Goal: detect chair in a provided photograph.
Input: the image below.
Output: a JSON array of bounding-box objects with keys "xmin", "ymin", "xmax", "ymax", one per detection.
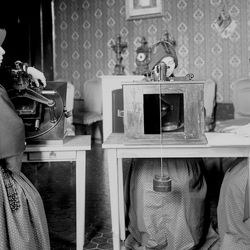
[
  {"xmin": 73, "ymin": 78, "xmax": 103, "ymax": 142},
  {"xmin": 215, "ymin": 78, "xmax": 250, "ymax": 132},
  {"xmin": 232, "ymin": 78, "xmax": 250, "ymax": 119}
]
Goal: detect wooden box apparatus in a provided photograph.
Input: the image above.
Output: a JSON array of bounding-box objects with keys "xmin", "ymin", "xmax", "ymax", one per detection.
[{"xmin": 123, "ymin": 81, "xmax": 207, "ymax": 145}]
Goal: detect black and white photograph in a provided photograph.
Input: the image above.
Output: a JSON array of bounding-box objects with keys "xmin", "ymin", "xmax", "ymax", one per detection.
[{"xmin": 0, "ymin": 0, "xmax": 250, "ymax": 250}]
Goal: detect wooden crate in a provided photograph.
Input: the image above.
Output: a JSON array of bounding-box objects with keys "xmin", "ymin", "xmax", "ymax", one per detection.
[{"xmin": 123, "ymin": 81, "xmax": 207, "ymax": 144}]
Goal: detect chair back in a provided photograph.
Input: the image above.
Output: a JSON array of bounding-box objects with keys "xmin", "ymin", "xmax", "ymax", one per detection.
[
  {"xmin": 232, "ymin": 78, "xmax": 250, "ymax": 118},
  {"xmin": 83, "ymin": 78, "xmax": 102, "ymax": 114}
]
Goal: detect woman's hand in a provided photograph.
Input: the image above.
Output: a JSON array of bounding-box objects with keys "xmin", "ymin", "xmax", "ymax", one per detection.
[{"xmin": 27, "ymin": 66, "xmax": 46, "ymax": 87}]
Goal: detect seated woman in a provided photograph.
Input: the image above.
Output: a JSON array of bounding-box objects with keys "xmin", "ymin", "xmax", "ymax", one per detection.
[
  {"xmin": 216, "ymin": 124, "xmax": 250, "ymax": 249},
  {"xmin": 0, "ymin": 27, "xmax": 50, "ymax": 249},
  {"xmin": 125, "ymin": 158, "xmax": 210, "ymax": 250},
  {"xmin": 217, "ymin": 158, "xmax": 250, "ymax": 249}
]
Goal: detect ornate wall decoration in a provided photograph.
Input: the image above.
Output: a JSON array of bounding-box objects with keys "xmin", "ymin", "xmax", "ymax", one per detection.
[{"xmin": 54, "ymin": 0, "xmax": 250, "ymax": 103}]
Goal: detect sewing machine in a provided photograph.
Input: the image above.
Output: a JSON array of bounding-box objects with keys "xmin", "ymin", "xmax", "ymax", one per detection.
[{"xmin": 7, "ymin": 63, "xmax": 70, "ymax": 144}]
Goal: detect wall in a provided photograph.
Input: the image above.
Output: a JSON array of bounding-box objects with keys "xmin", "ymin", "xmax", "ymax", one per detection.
[{"xmin": 54, "ymin": 0, "xmax": 250, "ymax": 103}]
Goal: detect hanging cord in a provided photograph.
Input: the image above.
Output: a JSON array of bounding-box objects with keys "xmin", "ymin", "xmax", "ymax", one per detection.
[
  {"xmin": 159, "ymin": 83, "xmax": 164, "ymax": 177},
  {"xmin": 152, "ymin": 82, "xmax": 172, "ymax": 192},
  {"xmin": 221, "ymin": 0, "xmax": 229, "ymax": 19}
]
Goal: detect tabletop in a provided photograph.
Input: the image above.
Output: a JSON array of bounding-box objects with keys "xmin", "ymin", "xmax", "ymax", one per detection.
[{"xmin": 25, "ymin": 135, "xmax": 91, "ymax": 152}]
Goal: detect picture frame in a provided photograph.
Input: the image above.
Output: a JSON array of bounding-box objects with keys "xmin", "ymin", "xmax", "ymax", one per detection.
[{"xmin": 125, "ymin": 0, "xmax": 163, "ymax": 20}]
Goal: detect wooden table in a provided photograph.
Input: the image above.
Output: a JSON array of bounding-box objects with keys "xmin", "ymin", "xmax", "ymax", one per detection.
[
  {"xmin": 23, "ymin": 135, "xmax": 91, "ymax": 250},
  {"xmin": 102, "ymin": 132, "xmax": 250, "ymax": 250}
]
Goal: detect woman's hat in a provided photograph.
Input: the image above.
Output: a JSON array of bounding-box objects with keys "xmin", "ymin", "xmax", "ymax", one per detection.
[{"xmin": 0, "ymin": 29, "xmax": 6, "ymax": 46}]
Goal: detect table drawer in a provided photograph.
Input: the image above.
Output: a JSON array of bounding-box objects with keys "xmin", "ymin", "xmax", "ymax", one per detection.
[{"xmin": 26, "ymin": 151, "xmax": 76, "ymax": 161}]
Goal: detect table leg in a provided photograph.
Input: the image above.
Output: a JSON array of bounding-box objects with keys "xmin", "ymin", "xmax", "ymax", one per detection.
[
  {"xmin": 117, "ymin": 158, "xmax": 126, "ymax": 241},
  {"xmin": 118, "ymin": 158, "xmax": 126, "ymax": 241},
  {"xmin": 106, "ymin": 149, "xmax": 120, "ymax": 249},
  {"xmin": 76, "ymin": 150, "xmax": 86, "ymax": 250},
  {"xmin": 248, "ymin": 157, "xmax": 250, "ymax": 218}
]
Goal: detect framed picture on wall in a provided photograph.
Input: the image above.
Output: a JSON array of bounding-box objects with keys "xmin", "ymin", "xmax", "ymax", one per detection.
[{"xmin": 125, "ymin": 0, "xmax": 163, "ymax": 20}]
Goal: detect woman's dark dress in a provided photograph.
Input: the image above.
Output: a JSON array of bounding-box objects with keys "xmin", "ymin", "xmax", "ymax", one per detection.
[{"xmin": 0, "ymin": 83, "xmax": 50, "ymax": 249}]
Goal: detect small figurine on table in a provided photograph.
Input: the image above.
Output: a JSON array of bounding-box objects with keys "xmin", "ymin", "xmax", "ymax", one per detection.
[{"xmin": 110, "ymin": 35, "xmax": 127, "ymax": 75}]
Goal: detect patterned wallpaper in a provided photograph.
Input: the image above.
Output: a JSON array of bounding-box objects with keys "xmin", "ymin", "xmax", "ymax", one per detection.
[{"xmin": 53, "ymin": 0, "xmax": 250, "ymax": 103}]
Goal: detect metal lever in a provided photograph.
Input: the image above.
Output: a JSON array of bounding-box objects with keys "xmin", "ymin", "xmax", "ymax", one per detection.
[{"xmin": 18, "ymin": 88, "xmax": 57, "ymax": 123}]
